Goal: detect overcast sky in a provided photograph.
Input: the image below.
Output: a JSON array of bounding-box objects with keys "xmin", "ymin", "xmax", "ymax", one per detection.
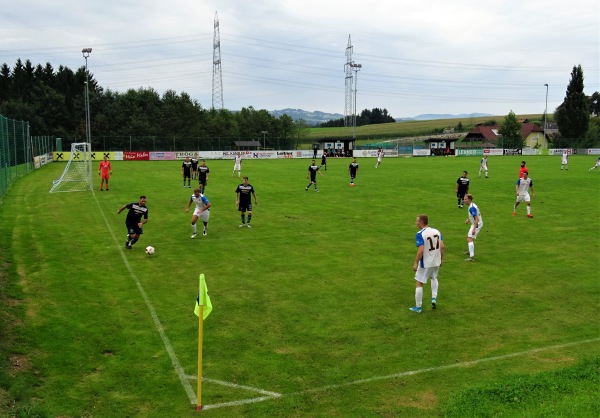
[{"xmin": 1, "ymin": 0, "xmax": 598, "ymax": 118}]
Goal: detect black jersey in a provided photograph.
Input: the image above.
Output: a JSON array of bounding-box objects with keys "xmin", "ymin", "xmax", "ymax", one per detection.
[
  {"xmin": 236, "ymin": 183, "xmax": 255, "ymax": 205},
  {"xmin": 198, "ymin": 165, "xmax": 210, "ymax": 181},
  {"xmin": 124, "ymin": 202, "xmax": 148, "ymax": 226},
  {"xmin": 182, "ymin": 160, "xmax": 192, "ymax": 175},
  {"xmin": 456, "ymin": 176, "xmax": 470, "ymax": 194},
  {"xmin": 349, "ymin": 162, "xmax": 359, "ymax": 176},
  {"xmin": 308, "ymin": 164, "xmax": 320, "ymax": 180}
]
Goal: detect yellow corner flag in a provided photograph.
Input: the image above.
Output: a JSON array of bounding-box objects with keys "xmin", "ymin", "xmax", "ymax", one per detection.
[
  {"xmin": 194, "ymin": 274, "xmax": 212, "ymax": 319},
  {"xmin": 194, "ymin": 273, "xmax": 212, "ymax": 410}
]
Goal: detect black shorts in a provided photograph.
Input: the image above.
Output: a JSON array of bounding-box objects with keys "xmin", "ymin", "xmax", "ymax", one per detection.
[
  {"xmin": 126, "ymin": 223, "xmax": 143, "ymax": 236},
  {"xmin": 238, "ymin": 202, "xmax": 252, "ymax": 212},
  {"xmin": 199, "ymin": 179, "xmax": 207, "ymax": 186}
]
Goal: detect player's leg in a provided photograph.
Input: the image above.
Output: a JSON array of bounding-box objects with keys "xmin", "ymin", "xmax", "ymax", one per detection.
[
  {"xmin": 410, "ymin": 271, "xmax": 425, "ymax": 312},
  {"xmin": 191, "ymin": 214, "xmax": 199, "ymax": 238},
  {"xmin": 239, "ymin": 208, "xmax": 246, "ymax": 227},
  {"xmin": 526, "ymin": 199, "xmax": 532, "ymax": 217},
  {"xmin": 430, "ymin": 268, "xmax": 439, "ymax": 309}
]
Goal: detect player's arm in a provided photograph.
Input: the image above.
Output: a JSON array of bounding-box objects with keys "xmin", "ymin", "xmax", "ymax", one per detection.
[
  {"xmin": 413, "ymin": 245, "xmax": 424, "ymax": 271},
  {"xmin": 117, "ymin": 204, "xmax": 127, "ymax": 214},
  {"xmin": 200, "ymin": 197, "xmax": 211, "ymax": 212},
  {"xmin": 108, "ymin": 162, "xmax": 112, "ymax": 174},
  {"xmin": 139, "ymin": 213, "xmax": 148, "ymax": 226},
  {"xmin": 186, "ymin": 197, "xmax": 193, "ymax": 212},
  {"xmin": 235, "ymin": 191, "xmax": 240, "ymax": 206},
  {"xmin": 439, "ymin": 239, "xmax": 445, "ymax": 266},
  {"xmin": 530, "ymin": 184, "xmax": 534, "ymax": 197},
  {"xmin": 252, "ymin": 191, "xmax": 258, "ymax": 204}
]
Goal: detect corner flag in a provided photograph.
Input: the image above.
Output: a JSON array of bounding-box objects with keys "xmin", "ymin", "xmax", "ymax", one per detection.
[
  {"xmin": 194, "ymin": 274, "xmax": 212, "ymax": 319},
  {"xmin": 194, "ymin": 273, "xmax": 212, "ymax": 410}
]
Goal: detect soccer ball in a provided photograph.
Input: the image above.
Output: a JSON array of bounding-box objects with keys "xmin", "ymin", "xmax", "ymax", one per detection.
[{"xmin": 145, "ymin": 246, "xmax": 155, "ymax": 255}]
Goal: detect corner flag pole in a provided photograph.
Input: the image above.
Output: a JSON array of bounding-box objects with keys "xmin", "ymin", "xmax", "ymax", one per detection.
[
  {"xmin": 196, "ymin": 302, "xmax": 204, "ymax": 411},
  {"xmin": 194, "ymin": 273, "xmax": 212, "ymax": 411}
]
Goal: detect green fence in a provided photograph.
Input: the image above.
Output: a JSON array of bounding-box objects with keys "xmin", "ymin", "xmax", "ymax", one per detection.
[{"xmin": 0, "ymin": 115, "xmax": 32, "ymax": 202}]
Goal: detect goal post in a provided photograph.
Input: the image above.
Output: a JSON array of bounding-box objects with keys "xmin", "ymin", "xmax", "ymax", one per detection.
[{"xmin": 49, "ymin": 142, "xmax": 93, "ymax": 193}]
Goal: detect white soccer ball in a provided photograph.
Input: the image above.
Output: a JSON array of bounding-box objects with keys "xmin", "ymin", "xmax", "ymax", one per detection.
[{"xmin": 145, "ymin": 246, "xmax": 155, "ymax": 255}]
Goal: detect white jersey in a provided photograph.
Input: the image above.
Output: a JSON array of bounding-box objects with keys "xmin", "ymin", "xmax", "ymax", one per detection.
[
  {"xmin": 416, "ymin": 227, "xmax": 443, "ymax": 268},
  {"xmin": 561, "ymin": 152, "xmax": 569, "ymax": 164},
  {"xmin": 467, "ymin": 203, "xmax": 483, "ymax": 227},
  {"xmin": 480, "ymin": 157, "xmax": 488, "ymax": 170},
  {"xmin": 516, "ymin": 177, "xmax": 533, "ymax": 195},
  {"xmin": 234, "ymin": 155, "xmax": 242, "ymax": 168},
  {"xmin": 377, "ymin": 149, "xmax": 384, "ymax": 161},
  {"xmin": 191, "ymin": 193, "xmax": 210, "ymax": 211}
]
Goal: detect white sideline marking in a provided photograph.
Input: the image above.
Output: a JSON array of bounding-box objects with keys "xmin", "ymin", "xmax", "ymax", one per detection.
[
  {"xmin": 201, "ymin": 337, "xmax": 600, "ymax": 410},
  {"xmin": 93, "ymin": 193, "xmax": 197, "ymax": 405},
  {"xmin": 184, "ymin": 376, "xmax": 282, "ymax": 397}
]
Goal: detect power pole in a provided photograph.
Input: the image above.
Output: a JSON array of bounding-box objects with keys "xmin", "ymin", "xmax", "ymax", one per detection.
[
  {"xmin": 344, "ymin": 35, "xmax": 354, "ymax": 127},
  {"xmin": 212, "ymin": 11, "xmax": 224, "ymax": 110}
]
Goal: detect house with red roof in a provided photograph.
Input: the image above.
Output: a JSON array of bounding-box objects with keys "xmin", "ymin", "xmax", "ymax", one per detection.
[{"xmin": 461, "ymin": 123, "xmax": 548, "ymax": 148}]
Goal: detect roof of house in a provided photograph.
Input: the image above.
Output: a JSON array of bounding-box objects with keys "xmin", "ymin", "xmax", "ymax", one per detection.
[
  {"xmin": 464, "ymin": 125, "xmax": 500, "ymax": 143},
  {"xmin": 520, "ymin": 123, "xmax": 543, "ymax": 137}
]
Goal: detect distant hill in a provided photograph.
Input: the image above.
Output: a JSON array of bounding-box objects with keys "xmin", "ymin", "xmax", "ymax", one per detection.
[
  {"xmin": 397, "ymin": 113, "xmax": 494, "ymax": 121},
  {"xmin": 269, "ymin": 109, "xmax": 495, "ymax": 125},
  {"xmin": 269, "ymin": 109, "xmax": 343, "ymax": 125}
]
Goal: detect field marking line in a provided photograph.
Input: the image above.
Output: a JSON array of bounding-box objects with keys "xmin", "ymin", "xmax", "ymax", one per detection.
[
  {"xmin": 93, "ymin": 193, "xmax": 198, "ymax": 405},
  {"xmin": 202, "ymin": 336, "xmax": 600, "ymax": 410},
  {"xmin": 184, "ymin": 375, "xmax": 282, "ymax": 397}
]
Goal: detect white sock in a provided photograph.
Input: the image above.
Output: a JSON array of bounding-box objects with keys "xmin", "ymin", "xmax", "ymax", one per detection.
[
  {"xmin": 527, "ymin": 206, "xmax": 531, "ymax": 215},
  {"xmin": 431, "ymin": 279, "xmax": 438, "ymax": 299},
  {"xmin": 192, "ymin": 224, "xmax": 197, "ymax": 234},
  {"xmin": 415, "ymin": 287, "xmax": 423, "ymax": 307},
  {"xmin": 468, "ymin": 241, "xmax": 475, "ymax": 257}
]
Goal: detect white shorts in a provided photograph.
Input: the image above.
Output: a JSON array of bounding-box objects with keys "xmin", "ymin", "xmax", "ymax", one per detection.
[
  {"xmin": 467, "ymin": 224, "xmax": 482, "ymax": 239},
  {"xmin": 414, "ymin": 266, "xmax": 439, "ymax": 284},
  {"xmin": 516, "ymin": 193, "xmax": 530, "ymax": 203},
  {"xmin": 193, "ymin": 208, "xmax": 210, "ymax": 222},
  {"xmin": 480, "ymin": 164, "xmax": 488, "ymax": 171},
  {"xmin": 377, "ymin": 156, "xmax": 383, "ymax": 162},
  {"xmin": 233, "ymin": 164, "xmax": 241, "ymax": 171}
]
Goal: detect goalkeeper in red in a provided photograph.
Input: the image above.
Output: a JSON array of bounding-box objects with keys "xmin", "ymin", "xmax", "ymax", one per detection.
[
  {"xmin": 410, "ymin": 214, "xmax": 444, "ymax": 313},
  {"xmin": 98, "ymin": 156, "xmax": 112, "ymax": 191}
]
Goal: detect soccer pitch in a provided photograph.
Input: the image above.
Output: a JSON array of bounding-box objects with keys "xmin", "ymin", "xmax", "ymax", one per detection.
[{"xmin": 1, "ymin": 155, "xmax": 599, "ymax": 417}]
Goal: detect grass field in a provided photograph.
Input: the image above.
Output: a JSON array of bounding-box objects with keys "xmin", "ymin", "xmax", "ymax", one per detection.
[{"xmin": 1, "ymin": 154, "xmax": 599, "ymax": 417}]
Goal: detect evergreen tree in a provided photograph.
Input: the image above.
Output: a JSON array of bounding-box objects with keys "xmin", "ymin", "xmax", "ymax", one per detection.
[
  {"xmin": 555, "ymin": 65, "xmax": 589, "ymax": 145},
  {"xmin": 498, "ymin": 110, "xmax": 523, "ymax": 148}
]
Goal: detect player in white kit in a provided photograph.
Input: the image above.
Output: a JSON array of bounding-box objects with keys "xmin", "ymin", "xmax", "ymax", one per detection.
[{"xmin": 410, "ymin": 214, "xmax": 444, "ymax": 313}]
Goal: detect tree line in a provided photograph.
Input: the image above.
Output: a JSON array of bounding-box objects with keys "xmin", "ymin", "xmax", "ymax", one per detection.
[
  {"xmin": 0, "ymin": 59, "xmax": 311, "ymax": 150},
  {"xmin": 318, "ymin": 107, "xmax": 395, "ymax": 127}
]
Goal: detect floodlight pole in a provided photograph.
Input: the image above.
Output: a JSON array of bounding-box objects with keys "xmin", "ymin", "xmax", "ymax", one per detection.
[
  {"xmin": 543, "ymin": 83, "xmax": 548, "ymax": 146},
  {"xmin": 350, "ymin": 63, "xmax": 362, "ymax": 141},
  {"xmin": 261, "ymin": 131, "xmax": 268, "ymax": 150},
  {"xmin": 82, "ymin": 48, "xmax": 92, "ymax": 144}
]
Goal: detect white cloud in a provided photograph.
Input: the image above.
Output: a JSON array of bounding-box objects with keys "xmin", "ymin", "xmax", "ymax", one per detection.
[{"xmin": 0, "ymin": 0, "xmax": 598, "ymax": 117}]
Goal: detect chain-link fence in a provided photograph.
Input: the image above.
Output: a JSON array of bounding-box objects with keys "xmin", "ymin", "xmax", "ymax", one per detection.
[
  {"xmin": 0, "ymin": 115, "xmax": 32, "ymax": 201},
  {"xmin": 55, "ymin": 135, "xmax": 295, "ymax": 152}
]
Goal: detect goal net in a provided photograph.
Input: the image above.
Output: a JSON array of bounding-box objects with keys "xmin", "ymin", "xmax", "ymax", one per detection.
[{"xmin": 49, "ymin": 142, "xmax": 93, "ymax": 193}]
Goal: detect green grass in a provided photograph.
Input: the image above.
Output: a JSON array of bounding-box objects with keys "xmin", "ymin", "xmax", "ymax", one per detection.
[{"xmin": 1, "ymin": 154, "xmax": 599, "ymax": 417}]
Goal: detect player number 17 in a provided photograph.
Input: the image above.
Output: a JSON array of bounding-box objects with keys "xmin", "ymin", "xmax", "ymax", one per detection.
[{"xmin": 426, "ymin": 235, "xmax": 440, "ymax": 251}]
